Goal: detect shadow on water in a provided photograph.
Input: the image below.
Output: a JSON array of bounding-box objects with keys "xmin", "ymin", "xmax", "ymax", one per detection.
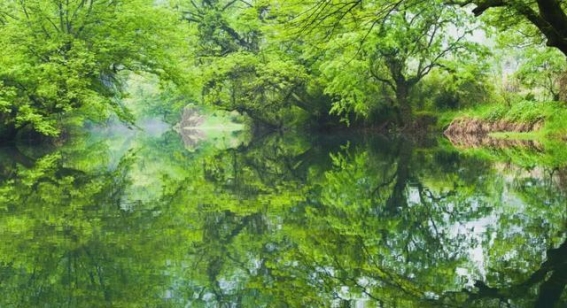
[{"xmin": 0, "ymin": 128, "xmax": 565, "ymax": 307}]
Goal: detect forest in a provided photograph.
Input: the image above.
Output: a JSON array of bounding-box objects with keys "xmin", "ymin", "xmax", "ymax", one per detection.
[
  {"xmin": 0, "ymin": 0, "xmax": 566, "ymax": 140},
  {"xmin": 2, "ymin": 1, "xmax": 567, "ymax": 307}
]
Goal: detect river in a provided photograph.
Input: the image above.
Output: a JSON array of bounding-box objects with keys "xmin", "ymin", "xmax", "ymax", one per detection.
[{"xmin": 0, "ymin": 125, "xmax": 565, "ymax": 307}]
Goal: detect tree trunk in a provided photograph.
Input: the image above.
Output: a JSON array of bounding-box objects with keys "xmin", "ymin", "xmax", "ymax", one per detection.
[
  {"xmin": 396, "ymin": 82, "xmax": 413, "ymax": 128},
  {"xmin": 0, "ymin": 122, "xmax": 18, "ymax": 143},
  {"xmin": 470, "ymin": 0, "xmax": 567, "ymax": 58},
  {"xmin": 559, "ymin": 71, "xmax": 567, "ymax": 102}
]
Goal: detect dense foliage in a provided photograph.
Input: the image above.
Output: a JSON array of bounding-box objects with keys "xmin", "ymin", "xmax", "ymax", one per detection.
[
  {"xmin": 0, "ymin": 0, "xmax": 565, "ymax": 136},
  {"xmin": 0, "ymin": 0, "xmax": 185, "ymax": 138},
  {"xmin": 1, "ymin": 1, "xmax": 567, "ymax": 306}
]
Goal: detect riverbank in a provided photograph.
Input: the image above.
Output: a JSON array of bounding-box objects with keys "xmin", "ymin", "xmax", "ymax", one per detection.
[
  {"xmin": 443, "ymin": 101, "xmax": 567, "ymax": 140},
  {"xmin": 439, "ymin": 100, "xmax": 567, "ymax": 168}
]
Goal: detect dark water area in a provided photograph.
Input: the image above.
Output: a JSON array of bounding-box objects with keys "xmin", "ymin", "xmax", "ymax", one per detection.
[{"xmin": 0, "ymin": 127, "xmax": 566, "ymax": 307}]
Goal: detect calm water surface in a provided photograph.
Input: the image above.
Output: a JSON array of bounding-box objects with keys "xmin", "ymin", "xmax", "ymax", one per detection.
[{"xmin": 0, "ymin": 127, "xmax": 565, "ymax": 307}]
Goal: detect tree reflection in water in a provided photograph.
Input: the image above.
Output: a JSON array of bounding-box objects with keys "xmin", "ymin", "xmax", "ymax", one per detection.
[{"xmin": 0, "ymin": 130, "xmax": 565, "ymax": 307}]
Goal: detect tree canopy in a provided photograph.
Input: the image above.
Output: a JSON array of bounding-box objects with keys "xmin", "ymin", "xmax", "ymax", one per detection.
[
  {"xmin": 0, "ymin": 0, "xmax": 564, "ymax": 137},
  {"xmin": 451, "ymin": 0, "xmax": 567, "ymax": 57},
  {"xmin": 0, "ymin": 0, "xmax": 185, "ymax": 138}
]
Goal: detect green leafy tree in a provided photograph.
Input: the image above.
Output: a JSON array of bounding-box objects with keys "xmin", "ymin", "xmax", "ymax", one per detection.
[
  {"xmin": 278, "ymin": 0, "xmax": 484, "ymax": 127},
  {"xmin": 514, "ymin": 47, "xmax": 567, "ymax": 101},
  {"xmin": 0, "ymin": 0, "xmax": 184, "ymax": 138},
  {"xmin": 179, "ymin": 0, "xmax": 336, "ymax": 130},
  {"xmin": 450, "ymin": 0, "xmax": 567, "ymax": 58},
  {"xmin": 178, "ymin": 0, "xmax": 262, "ymax": 56},
  {"xmin": 201, "ymin": 52, "xmax": 313, "ymax": 129}
]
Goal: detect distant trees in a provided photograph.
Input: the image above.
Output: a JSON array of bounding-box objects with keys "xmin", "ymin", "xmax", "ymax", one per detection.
[
  {"xmin": 514, "ymin": 47, "xmax": 567, "ymax": 101},
  {"xmin": 450, "ymin": 0, "xmax": 567, "ymax": 102}
]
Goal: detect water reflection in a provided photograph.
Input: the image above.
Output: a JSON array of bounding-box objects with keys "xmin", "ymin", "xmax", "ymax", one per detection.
[{"xmin": 0, "ymin": 129, "xmax": 565, "ymax": 307}]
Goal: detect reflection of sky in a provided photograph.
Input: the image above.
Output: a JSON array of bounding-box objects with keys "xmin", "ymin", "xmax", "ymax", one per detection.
[
  {"xmin": 86, "ymin": 118, "xmax": 170, "ymax": 168},
  {"xmin": 444, "ymin": 166, "xmax": 555, "ymax": 290},
  {"xmin": 84, "ymin": 117, "xmax": 248, "ymax": 211},
  {"xmin": 453, "ymin": 215, "xmax": 496, "ymax": 287},
  {"xmin": 407, "ymin": 186, "xmax": 497, "ymax": 286},
  {"xmin": 448, "ymin": 187, "xmax": 535, "ymax": 289},
  {"xmin": 408, "ymin": 164, "xmax": 560, "ymax": 291}
]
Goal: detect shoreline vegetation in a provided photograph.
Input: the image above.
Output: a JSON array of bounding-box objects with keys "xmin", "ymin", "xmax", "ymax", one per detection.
[
  {"xmin": 440, "ymin": 100, "xmax": 567, "ymax": 170},
  {"xmin": 1, "ymin": 1, "xmax": 567, "ymax": 151},
  {"xmin": 444, "ymin": 100, "xmax": 567, "ymax": 145}
]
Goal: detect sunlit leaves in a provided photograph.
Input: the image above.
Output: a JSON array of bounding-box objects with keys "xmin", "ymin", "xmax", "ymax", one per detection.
[
  {"xmin": 0, "ymin": 0, "xmax": 185, "ymax": 137},
  {"xmin": 281, "ymin": 0, "xmax": 485, "ymax": 125},
  {"xmin": 514, "ymin": 47, "xmax": 567, "ymax": 101}
]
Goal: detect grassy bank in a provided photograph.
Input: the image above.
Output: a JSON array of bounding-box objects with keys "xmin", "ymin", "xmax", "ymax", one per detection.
[
  {"xmin": 445, "ymin": 100, "xmax": 567, "ymax": 139},
  {"xmin": 440, "ymin": 100, "xmax": 567, "ymax": 168}
]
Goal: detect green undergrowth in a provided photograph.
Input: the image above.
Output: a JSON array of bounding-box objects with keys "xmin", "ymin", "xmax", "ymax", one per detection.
[
  {"xmin": 435, "ymin": 110, "xmax": 459, "ymax": 131},
  {"xmin": 488, "ymin": 131, "xmax": 540, "ymax": 140},
  {"xmin": 453, "ymin": 100, "xmax": 567, "ymax": 138},
  {"xmin": 443, "ymin": 100, "xmax": 567, "ymax": 168}
]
